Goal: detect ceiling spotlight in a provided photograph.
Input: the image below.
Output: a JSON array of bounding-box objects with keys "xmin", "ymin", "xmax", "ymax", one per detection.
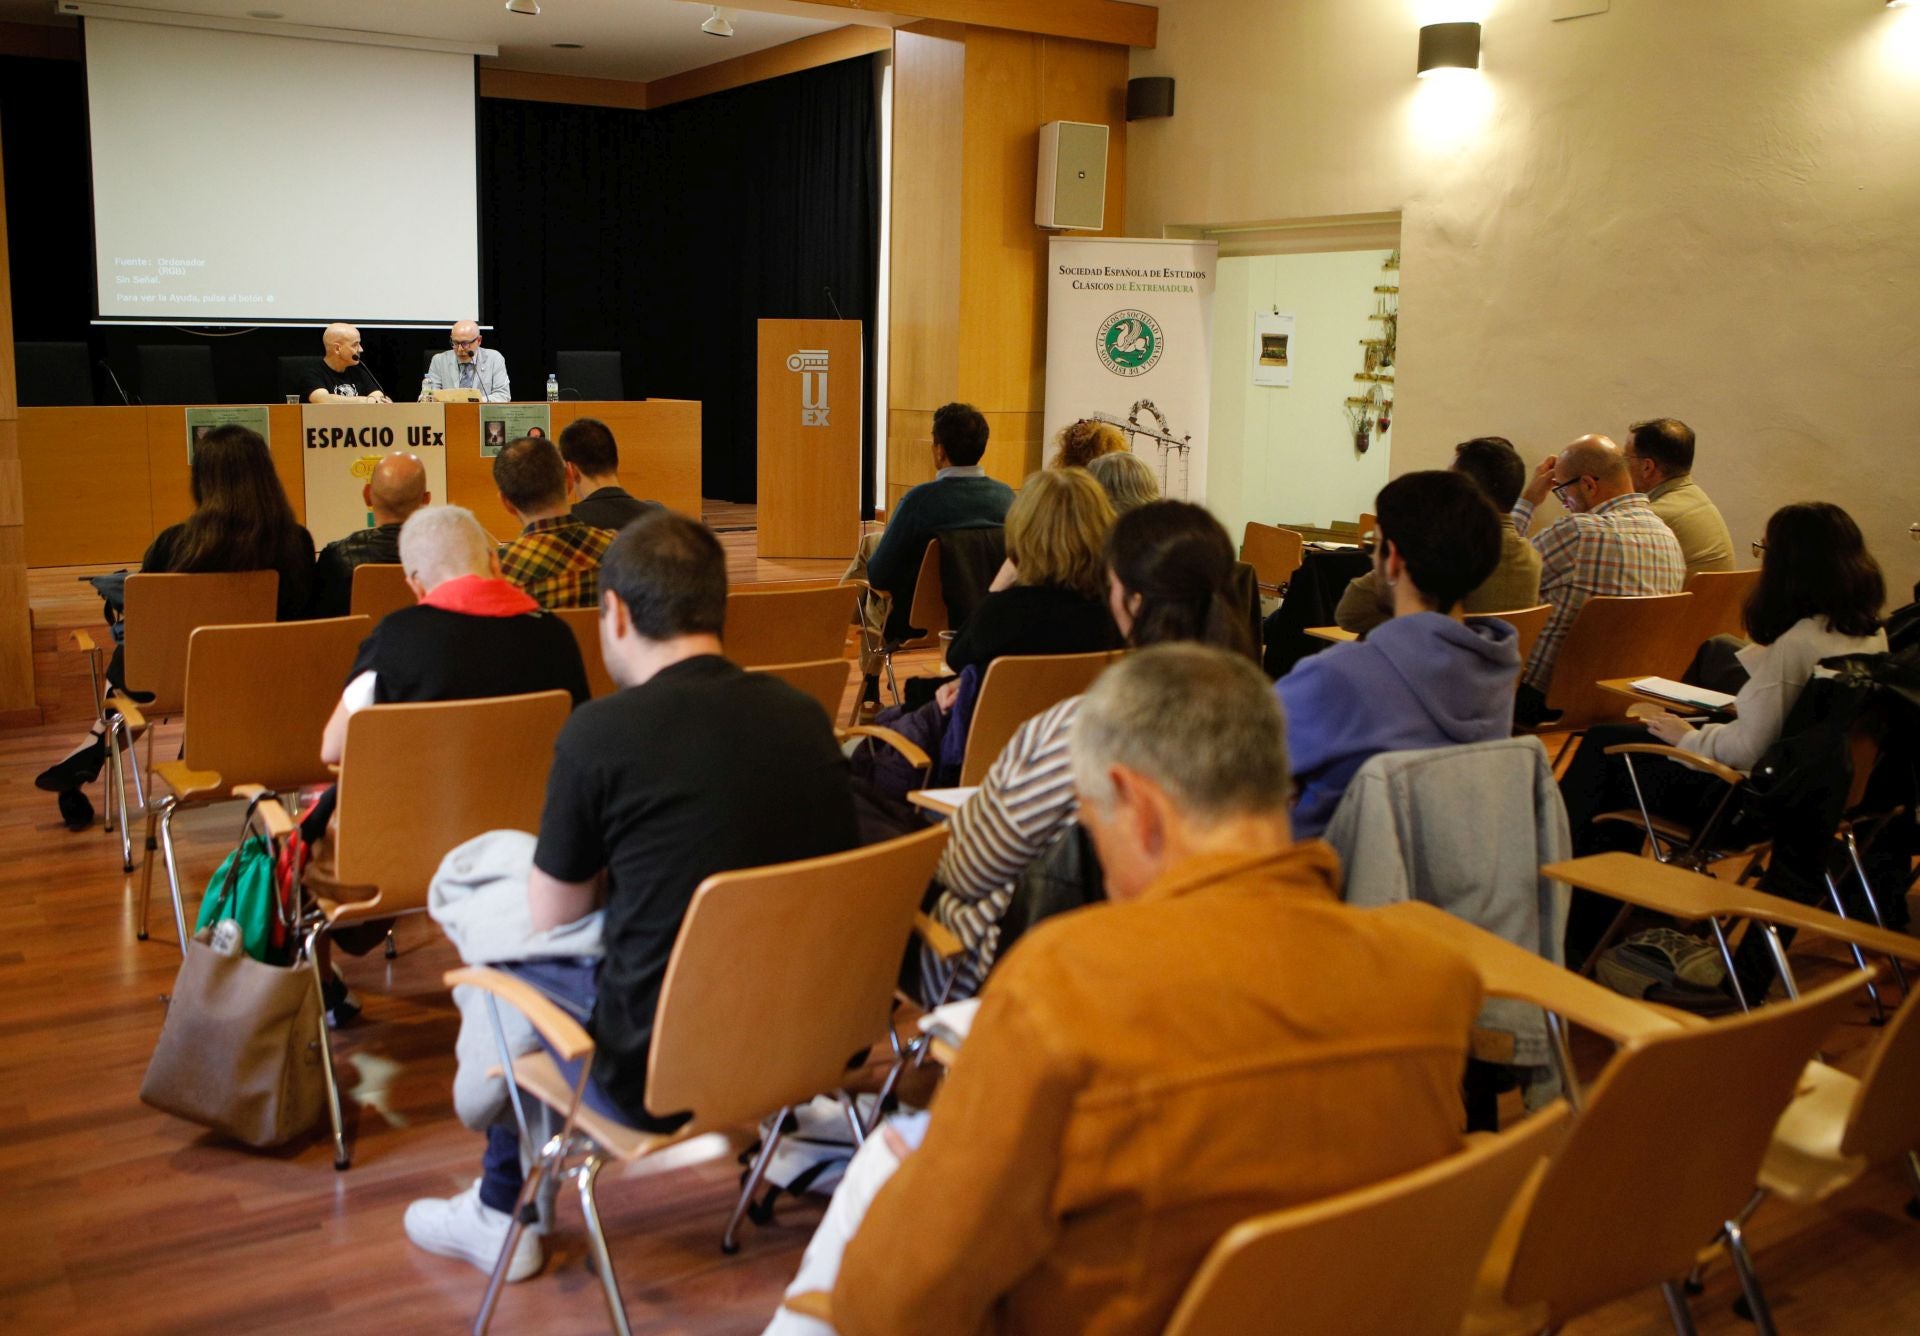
[
  {"xmin": 505, "ymin": 0, "xmax": 540, "ymax": 14},
  {"xmin": 701, "ymin": 7, "xmax": 735, "ymax": 37}
]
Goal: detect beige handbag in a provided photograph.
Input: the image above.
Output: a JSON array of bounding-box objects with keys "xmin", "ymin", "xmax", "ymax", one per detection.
[{"xmin": 139, "ymin": 928, "xmax": 325, "ymax": 1147}]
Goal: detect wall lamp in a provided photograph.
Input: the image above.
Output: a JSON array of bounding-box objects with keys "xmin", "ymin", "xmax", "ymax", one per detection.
[{"xmin": 1417, "ymin": 22, "xmax": 1482, "ymax": 77}]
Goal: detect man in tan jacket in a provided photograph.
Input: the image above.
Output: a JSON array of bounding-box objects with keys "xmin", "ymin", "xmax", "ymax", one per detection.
[
  {"xmin": 1624, "ymin": 417, "xmax": 1735, "ymax": 577},
  {"xmin": 766, "ymin": 644, "xmax": 1483, "ymax": 1336}
]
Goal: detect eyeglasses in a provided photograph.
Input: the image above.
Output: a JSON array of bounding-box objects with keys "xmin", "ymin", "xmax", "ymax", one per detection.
[
  {"xmin": 1549, "ymin": 476, "xmax": 1587, "ymax": 506},
  {"xmin": 1751, "ymin": 539, "xmax": 1767, "ymax": 558},
  {"xmin": 451, "ymin": 337, "xmax": 480, "ymax": 349}
]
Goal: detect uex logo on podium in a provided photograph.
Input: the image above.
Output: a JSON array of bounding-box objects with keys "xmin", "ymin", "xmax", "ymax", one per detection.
[{"xmin": 786, "ymin": 349, "xmax": 830, "ymax": 427}]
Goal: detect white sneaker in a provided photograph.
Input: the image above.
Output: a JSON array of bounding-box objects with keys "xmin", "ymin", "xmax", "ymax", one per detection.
[{"xmin": 404, "ymin": 1179, "xmax": 543, "ymax": 1282}]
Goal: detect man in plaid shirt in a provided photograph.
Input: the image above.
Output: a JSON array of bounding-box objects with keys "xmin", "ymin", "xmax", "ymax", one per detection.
[
  {"xmin": 1511, "ymin": 435, "xmax": 1684, "ymax": 707},
  {"xmin": 494, "ymin": 436, "xmax": 616, "ymax": 609}
]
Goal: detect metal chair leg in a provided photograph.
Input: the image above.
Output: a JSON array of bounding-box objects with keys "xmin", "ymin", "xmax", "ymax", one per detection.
[
  {"xmin": 383, "ymin": 928, "xmax": 397, "ymax": 960},
  {"xmin": 107, "ymin": 717, "xmax": 134, "ymax": 871},
  {"xmin": 157, "ymin": 799, "xmax": 189, "ymax": 958},
  {"xmin": 136, "ymin": 792, "xmax": 163, "ymax": 940},
  {"xmin": 1760, "ymin": 925, "xmax": 1800, "ymax": 1000},
  {"xmin": 475, "ymin": 1133, "xmax": 559, "ymax": 1336},
  {"xmin": 1709, "ymin": 918, "xmax": 1751, "ymax": 1013},
  {"xmin": 577, "ymin": 1153, "xmax": 633, "ymax": 1336},
  {"xmin": 1544, "ymin": 1011, "xmax": 1582, "ymax": 1111},
  {"xmin": 304, "ymin": 924, "xmax": 350, "ymax": 1170},
  {"xmin": 1823, "ymin": 874, "xmax": 1886, "ymax": 1023},
  {"xmin": 722, "ymin": 1105, "xmax": 791, "ymax": 1254},
  {"xmin": 1661, "ymin": 1279, "xmax": 1701, "ymax": 1336},
  {"xmin": 1844, "ymin": 832, "xmax": 1910, "ymax": 994},
  {"xmin": 1725, "ymin": 1218, "xmax": 1778, "ymax": 1336}
]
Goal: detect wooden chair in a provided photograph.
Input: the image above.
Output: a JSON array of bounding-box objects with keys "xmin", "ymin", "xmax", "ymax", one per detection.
[
  {"xmin": 867, "ymin": 530, "xmax": 1006, "ymax": 703},
  {"xmin": 1474, "ymin": 603, "xmax": 1552, "ymax": 670},
  {"xmin": 76, "ymin": 570, "xmax": 280, "ymax": 871},
  {"xmin": 554, "ymin": 607, "xmax": 617, "ymax": 700},
  {"xmin": 958, "ymin": 650, "xmax": 1121, "ymax": 786},
  {"xmin": 1682, "ymin": 568, "xmax": 1760, "ymax": 644},
  {"xmin": 348, "ymin": 562, "xmax": 414, "ymax": 624},
  {"xmin": 1460, "ymin": 971, "xmax": 1864, "ymax": 1336},
  {"xmin": 450, "ymin": 824, "xmax": 949, "ymax": 1335},
  {"xmin": 1240, "ymin": 522, "xmax": 1305, "ymax": 597},
  {"xmin": 750, "ymin": 658, "xmax": 852, "ymax": 722},
  {"xmin": 138, "ymin": 616, "xmax": 369, "ymax": 955},
  {"xmin": 1164, "ymin": 1104, "xmax": 1572, "ymax": 1336},
  {"xmin": 1532, "ymin": 592, "xmax": 1696, "ymax": 734},
  {"xmin": 297, "ymin": 690, "xmax": 573, "ymax": 1168},
  {"xmin": 1358, "ymin": 510, "xmax": 1377, "ymax": 540},
  {"xmin": 723, "ymin": 584, "xmax": 857, "ymax": 668}
]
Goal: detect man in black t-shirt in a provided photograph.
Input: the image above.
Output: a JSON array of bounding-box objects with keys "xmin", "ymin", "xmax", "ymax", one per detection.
[
  {"xmin": 403, "ymin": 510, "xmax": 859, "ymax": 1283},
  {"xmin": 307, "ymin": 453, "xmax": 431, "ymax": 617},
  {"xmin": 301, "ymin": 322, "xmax": 391, "ymax": 402}
]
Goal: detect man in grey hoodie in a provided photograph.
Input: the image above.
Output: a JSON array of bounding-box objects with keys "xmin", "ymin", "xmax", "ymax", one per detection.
[{"xmin": 1276, "ymin": 471, "xmax": 1522, "ymax": 838}]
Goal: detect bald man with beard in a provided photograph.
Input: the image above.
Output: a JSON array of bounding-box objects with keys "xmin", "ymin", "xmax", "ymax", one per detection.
[
  {"xmin": 424, "ymin": 319, "xmax": 511, "ymax": 402},
  {"xmin": 1511, "ymin": 433, "xmax": 1684, "ymax": 720},
  {"xmin": 301, "ymin": 322, "xmax": 391, "ymax": 403},
  {"xmin": 308, "ymin": 453, "xmax": 432, "ymax": 616}
]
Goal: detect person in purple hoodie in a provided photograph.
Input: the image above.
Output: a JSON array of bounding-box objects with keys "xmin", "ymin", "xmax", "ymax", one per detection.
[{"xmin": 1276, "ymin": 471, "xmax": 1522, "ymax": 838}]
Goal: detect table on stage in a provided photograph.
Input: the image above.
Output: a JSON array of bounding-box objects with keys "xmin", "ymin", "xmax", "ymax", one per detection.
[{"xmin": 16, "ymin": 399, "xmax": 702, "ymax": 566}]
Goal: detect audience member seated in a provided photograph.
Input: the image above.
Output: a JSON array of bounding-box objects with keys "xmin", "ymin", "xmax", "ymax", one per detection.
[
  {"xmin": 1048, "ymin": 416, "xmax": 1126, "ymax": 470},
  {"xmin": 1624, "ymin": 416, "xmax": 1734, "ymax": 577},
  {"xmin": 946, "ymin": 468, "xmax": 1121, "ymax": 674},
  {"xmin": 35, "ymin": 425, "xmax": 316, "ymax": 828},
  {"xmin": 1335, "ymin": 436, "xmax": 1542, "ymax": 636},
  {"xmin": 404, "ymin": 512, "xmax": 860, "ymax": 1282},
  {"xmin": 765, "ymin": 645, "xmax": 1482, "ymax": 1336},
  {"xmin": 495, "ymin": 435, "xmax": 616, "ymax": 609},
  {"xmin": 849, "ymin": 403, "xmax": 1013, "ymax": 695},
  {"xmin": 1085, "ymin": 448, "xmax": 1160, "ymax": 514},
  {"xmin": 1557, "ymin": 501, "xmax": 1886, "ymax": 964},
  {"xmin": 1276, "ymin": 471, "xmax": 1521, "ymax": 840},
  {"xmin": 308, "ymin": 453, "xmax": 431, "ymax": 617},
  {"xmin": 923, "ymin": 501, "xmax": 1256, "ymax": 1002},
  {"xmin": 1511, "ymin": 434, "xmax": 1685, "ymax": 721},
  {"xmin": 560, "ymin": 416, "xmax": 662, "ymax": 532}
]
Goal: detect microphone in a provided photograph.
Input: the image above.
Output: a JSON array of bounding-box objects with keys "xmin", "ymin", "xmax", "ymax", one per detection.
[
  {"xmin": 98, "ymin": 359, "xmax": 136, "ymax": 405},
  {"xmin": 823, "ymin": 285, "xmax": 844, "ymax": 320},
  {"xmin": 357, "ymin": 356, "xmax": 388, "ymax": 400}
]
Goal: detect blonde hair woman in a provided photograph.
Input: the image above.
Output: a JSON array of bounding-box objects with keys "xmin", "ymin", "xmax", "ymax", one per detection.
[
  {"xmin": 1050, "ymin": 417, "xmax": 1126, "ymax": 470},
  {"xmin": 1086, "ymin": 449, "xmax": 1159, "ymax": 514},
  {"xmin": 946, "ymin": 467, "xmax": 1123, "ymax": 674}
]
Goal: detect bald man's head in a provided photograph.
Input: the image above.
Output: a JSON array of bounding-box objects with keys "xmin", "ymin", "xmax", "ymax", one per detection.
[
  {"xmin": 364, "ymin": 453, "xmax": 430, "ymax": 526},
  {"xmin": 451, "ymin": 320, "xmax": 481, "ymax": 363},
  {"xmin": 1551, "ymin": 434, "xmax": 1632, "ymax": 513},
  {"xmin": 322, "ymin": 323, "xmax": 363, "ymax": 370}
]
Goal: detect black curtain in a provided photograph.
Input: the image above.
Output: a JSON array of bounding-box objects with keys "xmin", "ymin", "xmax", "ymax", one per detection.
[{"xmin": 4, "ymin": 51, "xmax": 880, "ymax": 506}]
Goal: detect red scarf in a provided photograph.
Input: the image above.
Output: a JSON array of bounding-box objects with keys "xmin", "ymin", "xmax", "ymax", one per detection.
[{"xmin": 419, "ymin": 574, "xmax": 542, "ymax": 618}]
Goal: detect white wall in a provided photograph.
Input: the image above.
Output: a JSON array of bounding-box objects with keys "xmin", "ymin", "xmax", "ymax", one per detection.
[
  {"xmin": 1211, "ymin": 250, "xmax": 1397, "ymax": 545},
  {"xmin": 1131, "ymin": 0, "xmax": 1920, "ymax": 596}
]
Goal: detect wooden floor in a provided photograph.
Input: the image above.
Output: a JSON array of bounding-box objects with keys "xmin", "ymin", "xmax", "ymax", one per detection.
[{"xmin": 4, "ymin": 519, "xmax": 1920, "ymax": 1331}]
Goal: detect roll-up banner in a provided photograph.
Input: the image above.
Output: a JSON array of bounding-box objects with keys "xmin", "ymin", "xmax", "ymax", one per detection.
[
  {"xmin": 1044, "ymin": 237, "xmax": 1218, "ymax": 503},
  {"xmin": 301, "ymin": 403, "xmax": 449, "ymax": 546}
]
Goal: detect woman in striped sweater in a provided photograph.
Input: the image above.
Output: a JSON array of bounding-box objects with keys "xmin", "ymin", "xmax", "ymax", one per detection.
[{"xmin": 920, "ymin": 501, "xmax": 1258, "ymax": 1001}]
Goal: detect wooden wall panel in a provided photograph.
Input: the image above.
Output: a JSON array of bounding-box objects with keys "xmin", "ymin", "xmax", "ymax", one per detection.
[
  {"xmin": 19, "ymin": 409, "xmax": 154, "ymax": 566},
  {"xmin": 889, "ymin": 28, "xmax": 966, "ymax": 415},
  {"xmin": 0, "ymin": 115, "xmax": 34, "ymax": 714}
]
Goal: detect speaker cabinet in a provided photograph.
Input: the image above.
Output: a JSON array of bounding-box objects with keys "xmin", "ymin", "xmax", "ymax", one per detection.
[{"xmin": 1035, "ymin": 120, "xmax": 1109, "ymax": 231}]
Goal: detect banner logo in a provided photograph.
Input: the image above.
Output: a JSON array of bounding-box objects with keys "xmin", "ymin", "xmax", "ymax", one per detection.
[
  {"xmin": 1096, "ymin": 309, "xmax": 1163, "ymax": 377},
  {"xmin": 787, "ymin": 349, "xmax": 831, "ymax": 427}
]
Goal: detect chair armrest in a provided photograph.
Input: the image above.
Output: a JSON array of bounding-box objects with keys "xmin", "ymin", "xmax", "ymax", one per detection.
[
  {"xmin": 444, "ymin": 965, "xmax": 595, "ymax": 1063},
  {"xmin": 782, "ymin": 1292, "xmax": 834, "ymax": 1324},
  {"xmin": 840, "ymin": 724, "xmax": 931, "ymax": 773},
  {"xmin": 104, "ymin": 693, "xmax": 146, "ymax": 732},
  {"xmin": 1602, "ymin": 742, "xmax": 1744, "ymax": 787},
  {"xmin": 72, "ymin": 628, "xmax": 98, "ymax": 653},
  {"xmin": 231, "ymin": 786, "xmax": 296, "ymax": 840},
  {"xmin": 915, "ymin": 911, "xmax": 966, "ymax": 961}
]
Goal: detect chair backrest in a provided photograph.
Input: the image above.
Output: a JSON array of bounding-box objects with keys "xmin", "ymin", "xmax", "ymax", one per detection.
[
  {"xmin": 1840, "ymin": 957, "xmax": 1920, "ymax": 1164},
  {"xmin": 724, "ymin": 584, "xmax": 857, "ymax": 668},
  {"xmin": 1503, "ymin": 971, "xmax": 1864, "ymax": 1324},
  {"xmin": 276, "ymin": 355, "xmax": 324, "ymax": 401},
  {"xmin": 904, "ymin": 539, "xmax": 949, "ymax": 638},
  {"xmin": 1473, "ymin": 604, "xmax": 1552, "ymax": 671},
  {"xmin": 348, "ymin": 563, "xmax": 415, "ymax": 624},
  {"xmin": 557, "ymin": 350, "xmax": 624, "ymax": 401},
  {"xmin": 333, "ymin": 691, "xmax": 573, "ymax": 913},
  {"xmin": 959, "ymin": 650, "xmax": 1120, "ymax": 786},
  {"xmin": 749, "ymin": 659, "xmax": 851, "ymax": 722},
  {"xmin": 181, "ymin": 617, "xmax": 369, "ymax": 790},
  {"xmin": 1164, "ymin": 1103, "xmax": 1572, "ymax": 1336},
  {"xmin": 1358, "ymin": 511, "xmax": 1377, "ymax": 539},
  {"xmin": 936, "ymin": 527, "xmax": 1009, "ymax": 629},
  {"xmin": 17, "ymin": 341, "xmax": 93, "ymax": 406},
  {"xmin": 1543, "ymin": 592, "xmax": 1696, "ymax": 730},
  {"xmin": 137, "ymin": 344, "xmax": 217, "ymax": 404},
  {"xmin": 645, "ymin": 825, "xmax": 949, "ymax": 1125},
  {"xmin": 122, "ymin": 571, "xmax": 282, "ymax": 716},
  {"xmin": 553, "ymin": 607, "xmax": 617, "ymax": 700},
  {"xmin": 1240, "ymin": 522, "xmax": 1305, "ymax": 594},
  {"xmin": 1682, "ymin": 568, "xmax": 1760, "ymax": 643}
]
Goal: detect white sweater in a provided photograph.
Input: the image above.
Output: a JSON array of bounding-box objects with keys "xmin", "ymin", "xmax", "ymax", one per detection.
[{"xmin": 1679, "ymin": 617, "xmax": 1886, "ymax": 773}]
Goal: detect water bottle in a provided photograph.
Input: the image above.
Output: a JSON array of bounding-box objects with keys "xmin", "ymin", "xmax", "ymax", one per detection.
[
  {"xmin": 211, "ymin": 918, "xmax": 243, "ymax": 956},
  {"xmin": 420, "ymin": 373, "xmax": 434, "ymax": 404},
  {"xmin": 546, "ymin": 373, "xmax": 559, "ymax": 404}
]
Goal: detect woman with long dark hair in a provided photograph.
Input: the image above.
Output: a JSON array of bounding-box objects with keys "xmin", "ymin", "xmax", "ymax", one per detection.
[{"xmin": 36, "ymin": 425, "xmax": 315, "ymax": 823}]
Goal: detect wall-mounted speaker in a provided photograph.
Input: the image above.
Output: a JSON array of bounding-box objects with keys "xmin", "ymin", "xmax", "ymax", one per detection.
[
  {"xmin": 1035, "ymin": 120, "xmax": 1109, "ymax": 231},
  {"xmin": 1126, "ymin": 76, "xmax": 1175, "ymax": 121}
]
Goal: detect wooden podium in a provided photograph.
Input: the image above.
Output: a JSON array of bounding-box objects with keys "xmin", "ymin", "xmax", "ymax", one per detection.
[{"xmin": 757, "ymin": 318, "xmax": 862, "ymax": 559}]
